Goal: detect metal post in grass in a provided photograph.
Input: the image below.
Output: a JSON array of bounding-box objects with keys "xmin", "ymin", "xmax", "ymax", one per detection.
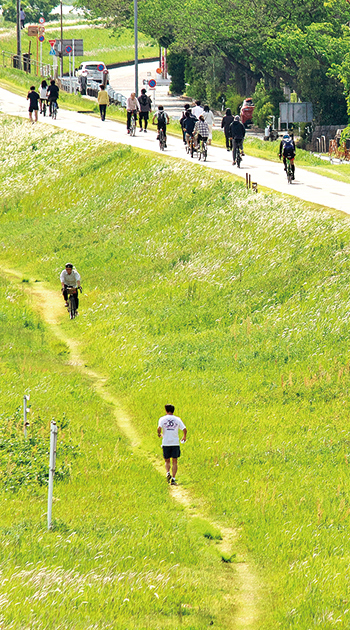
[
  {"xmin": 23, "ymin": 394, "xmax": 30, "ymax": 438},
  {"xmin": 16, "ymin": 0, "xmax": 22, "ymax": 70},
  {"xmin": 47, "ymin": 421, "xmax": 58, "ymax": 530}
]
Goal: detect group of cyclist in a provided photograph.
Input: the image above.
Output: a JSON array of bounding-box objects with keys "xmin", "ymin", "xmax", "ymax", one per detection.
[{"xmin": 27, "ymin": 79, "xmax": 59, "ymax": 122}]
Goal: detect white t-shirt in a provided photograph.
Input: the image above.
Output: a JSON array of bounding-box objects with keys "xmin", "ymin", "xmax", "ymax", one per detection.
[
  {"xmin": 158, "ymin": 414, "xmax": 186, "ymax": 446},
  {"xmin": 60, "ymin": 269, "xmax": 81, "ymax": 287},
  {"xmin": 40, "ymin": 87, "xmax": 48, "ymax": 99},
  {"xmin": 192, "ymin": 105, "xmax": 204, "ymax": 119}
]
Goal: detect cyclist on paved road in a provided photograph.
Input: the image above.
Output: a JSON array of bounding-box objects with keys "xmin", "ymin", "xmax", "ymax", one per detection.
[
  {"xmin": 279, "ymin": 133, "xmax": 296, "ymax": 180},
  {"xmin": 126, "ymin": 92, "xmax": 139, "ymax": 134},
  {"xmin": 191, "ymin": 100, "xmax": 204, "ymax": 119},
  {"xmin": 138, "ymin": 88, "xmax": 152, "ymax": 132},
  {"xmin": 27, "ymin": 86, "xmax": 40, "ymax": 124},
  {"xmin": 60, "ymin": 263, "xmax": 81, "ymax": 314},
  {"xmin": 152, "ymin": 105, "xmax": 169, "ymax": 147},
  {"xmin": 202, "ymin": 105, "xmax": 215, "ymax": 145},
  {"xmin": 39, "ymin": 80, "xmax": 48, "ymax": 115},
  {"xmin": 194, "ymin": 115, "xmax": 209, "ymax": 148},
  {"xmin": 182, "ymin": 110, "xmax": 197, "ymax": 152},
  {"xmin": 47, "ymin": 80, "xmax": 59, "ymax": 117},
  {"xmin": 180, "ymin": 104, "xmax": 192, "ymax": 144},
  {"xmin": 229, "ymin": 115, "xmax": 246, "ymax": 165}
]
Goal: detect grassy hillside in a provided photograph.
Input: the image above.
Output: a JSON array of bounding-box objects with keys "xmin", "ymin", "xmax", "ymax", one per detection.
[
  {"xmin": 1, "ymin": 114, "xmax": 350, "ymax": 628},
  {"xmin": 0, "ymin": 24, "xmax": 158, "ymax": 72}
]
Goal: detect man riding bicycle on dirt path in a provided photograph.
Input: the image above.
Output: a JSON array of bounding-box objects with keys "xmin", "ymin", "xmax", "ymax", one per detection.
[
  {"xmin": 229, "ymin": 115, "xmax": 246, "ymax": 165},
  {"xmin": 60, "ymin": 263, "xmax": 82, "ymax": 314}
]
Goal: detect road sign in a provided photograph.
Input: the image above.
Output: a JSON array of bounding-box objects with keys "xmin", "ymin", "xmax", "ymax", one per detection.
[
  {"xmin": 148, "ymin": 79, "xmax": 156, "ymax": 88},
  {"xmin": 39, "ymin": 35, "xmax": 45, "ymax": 42},
  {"xmin": 28, "ymin": 25, "xmax": 38, "ymax": 36},
  {"xmin": 38, "ymin": 16, "xmax": 45, "ymax": 24},
  {"xmin": 54, "ymin": 39, "xmax": 83, "ymax": 56},
  {"xmin": 103, "ymin": 68, "xmax": 108, "ymax": 75},
  {"xmin": 39, "ymin": 26, "xmax": 45, "ymax": 33},
  {"xmin": 65, "ymin": 45, "xmax": 72, "ymax": 54},
  {"xmin": 49, "ymin": 39, "xmax": 56, "ymax": 46},
  {"xmin": 156, "ymin": 67, "xmax": 162, "ymax": 74},
  {"xmin": 97, "ymin": 64, "xmax": 104, "ymax": 71},
  {"xmin": 49, "ymin": 49, "xmax": 56, "ymax": 56}
]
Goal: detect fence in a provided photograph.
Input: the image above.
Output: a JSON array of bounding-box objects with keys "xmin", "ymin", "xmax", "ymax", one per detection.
[
  {"xmin": 1, "ymin": 50, "xmax": 51, "ymax": 77},
  {"xmin": 59, "ymin": 77, "xmax": 127, "ymax": 108}
]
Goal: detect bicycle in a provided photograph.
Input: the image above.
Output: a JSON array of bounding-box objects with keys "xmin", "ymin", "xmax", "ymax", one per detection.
[
  {"xmin": 130, "ymin": 115, "xmax": 136, "ymax": 137},
  {"xmin": 197, "ymin": 138, "xmax": 207, "ymax": 161},
  {"xmin": 186, "ymin": 134, "xmax": 196, "ymax": 158},
  {"xmin": 50, "ymin": 101, "xmax": 58, "ymax": 120},
  {"xmin": 232, "ymin": 139, "xmax": 243, "ymax": 168},
  {"xmin": 159, "ymin": 128, "xmax": 166, "ymax": 151},
  {"xmin": 286, "ymin": 157, "xmax": 293, "ymax": 184},
  {"xmin": 66, "ymin": 286, "xmax": 81, "ymax": 319},
  {"xmin": 41, "ymin": 100, "xmax": 47, "ymax": 116}
]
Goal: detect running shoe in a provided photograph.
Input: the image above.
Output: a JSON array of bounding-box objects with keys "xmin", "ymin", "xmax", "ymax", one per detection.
[
  {"xmin": 171, "ymin": 478, "xmax": 177, "ymax": 486},
  {"xmin": 166, "ymin": 472, "xmax": 171, "ymax": 483}
]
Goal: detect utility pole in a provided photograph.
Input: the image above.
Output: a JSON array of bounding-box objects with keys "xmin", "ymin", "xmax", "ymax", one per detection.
[
  {"xmin": 134, "ymin": 0, "xmax": 138, "ymax": 95},
  {"xmin": 16, "ymin": 0, "xmax": 22, "ymax": 70},
  {"xmin": 60, "ymin": 0, "xmax": 63, "ymax": 77}
]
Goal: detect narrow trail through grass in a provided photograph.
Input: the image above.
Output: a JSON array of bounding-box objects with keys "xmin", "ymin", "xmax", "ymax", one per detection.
[{"xmin": 1, "ymin": 265, "xmax": 261, "ymax": 629}]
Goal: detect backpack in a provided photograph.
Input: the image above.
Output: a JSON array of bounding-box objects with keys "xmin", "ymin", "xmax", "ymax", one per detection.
[
  {"xmin": 157, "ymin": 111, "xmax": 166, "ymax": 124},
  {"xmin": 283, "ymin": 138, "xmax": 294, "ymax": 155},
  {"xmin": 139, "ymin": 94, "xmax": 148, "ymax": 107}
]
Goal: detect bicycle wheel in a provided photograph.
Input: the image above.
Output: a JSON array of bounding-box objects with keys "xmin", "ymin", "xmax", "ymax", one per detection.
[
  {"xmin": 236, "ymin": 150, "xmax": 241, "ymax": 168},
  {"xmin": 190, "ymin": 140, "xmax": 194, "ymax": 158},
  {"xmin": 43, "ymin": 101, "xmax": 46, "ymax": 116},
  {"xmin": 159, "ymin": 130, "xmax": 164, "ymax": 150},
  {"xmin": 198, "ymin": 143, "xmax": 202, "ymax": 161},
  {"xmin": 52, "ymin": 104, "xmax": 57, "ymax": 120},
  {"xmin": 203, "ymin": 147, "xmax": 207, "ymax": 162},
  {"xmin": 68, "ymin": 295, "xmax": 76, "ymax": 319}
]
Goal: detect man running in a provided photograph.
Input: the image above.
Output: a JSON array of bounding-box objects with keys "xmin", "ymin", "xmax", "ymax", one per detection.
[
  {"xmin": 60, "ymin": 263, "xmax": 81, "ymax": 314},
  {"xmin": 229, "ymin": 115, "xmax": 246, "ymax": 165},
  {"xmin": 158, "ymin": 404, "xmax": 187, "ymax": 486},
  {"xmin": 27, "ymin": 85, "xmax": 39, "ymax": 124},
  {"xmin": 152, "ymin": 105, "xmax": 169, "ymax": 147}
]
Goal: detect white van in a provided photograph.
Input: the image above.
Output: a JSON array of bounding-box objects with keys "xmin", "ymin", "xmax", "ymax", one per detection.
[{"xmin": 76, "ymin": 61, "xmax": 109, "ymax": 84}]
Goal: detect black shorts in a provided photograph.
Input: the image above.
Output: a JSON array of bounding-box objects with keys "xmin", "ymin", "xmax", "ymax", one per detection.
[
  {"xmin": 29, "ymin": 106, "xmax": 38, "ymax": 112},
  {"xmin": 163, "ymin": 445, "xmax": 180, "ymax": 459}
]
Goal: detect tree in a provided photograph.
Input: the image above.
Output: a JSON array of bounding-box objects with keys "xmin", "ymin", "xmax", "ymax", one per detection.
[{"xmin": 2, "ymin": 0, "xmax": 58, "ymax": 23}]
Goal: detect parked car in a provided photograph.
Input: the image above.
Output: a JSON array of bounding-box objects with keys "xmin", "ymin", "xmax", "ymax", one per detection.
[
  {"xmin": 76, "ymin": 61, "xmax": 109, "ymax": 84},
  {"xmin": 240, "ymin": 98, "xmax": 254, "ymax": 127}
]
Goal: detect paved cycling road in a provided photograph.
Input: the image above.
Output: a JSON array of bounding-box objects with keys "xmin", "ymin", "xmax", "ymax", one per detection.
[{"xmin": 1, "ymin": 86, "xmax": 349, "ymax": 214}]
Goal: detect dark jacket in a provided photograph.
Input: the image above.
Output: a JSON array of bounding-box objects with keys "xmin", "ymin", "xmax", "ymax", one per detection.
[
  {"xmin": 47, "ymin": 85, "xmax": 59, "ymax": 100},
  {"xmin": 229, "ymin": 120, "xmax": 246, "ymax": 140},
  {"xmin": 221, "ymin": 115, "xmax": 234, "ymax": 136},
  {"xmin": 138, "ymin": 94, "xmax": 152, "ymax": 112},
  {"xmin": 182, "ymin": 116, "xmax": 196, "ymax": 135}
]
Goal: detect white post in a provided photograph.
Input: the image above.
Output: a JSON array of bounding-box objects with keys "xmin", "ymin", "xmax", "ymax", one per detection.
[
  {"xmin": 72, "ymin": 39, "xmax": 75, "ymax": 85},
  {"xmin": 47, "ymin": 421, "xmax": 58, "ymax": 530},
  {"xmin": 23, "ymin": 394, "xmax": 30, "ymax": 438},
  {"xmin": 40, "ymin": 41, "xmax": 42, "ymax": 74},
  {"xmin": 69, "ymin": 52, "xmax": 72, "ymax": 93}
]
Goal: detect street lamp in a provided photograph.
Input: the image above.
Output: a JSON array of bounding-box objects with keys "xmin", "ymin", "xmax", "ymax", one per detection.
[{"xmin": 134, "ymin": 0, "xmax": 138, "ymax": 95}]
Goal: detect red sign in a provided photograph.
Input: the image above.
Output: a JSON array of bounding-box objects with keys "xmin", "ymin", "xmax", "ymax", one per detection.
[
  {"xmin": 38, "ymin": 35, "xmax": 45, "ymax": 42},
  {"xmin": 38, "ymin": 16, "xmax": 45, "ymax": 24},
  {"xmin": 49, "ymin": 39, "xmax": 56, "ymax": 46}
]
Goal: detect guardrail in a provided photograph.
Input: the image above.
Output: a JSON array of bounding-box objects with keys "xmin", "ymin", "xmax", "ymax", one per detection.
[
  {"xmin": 1, "ymin": 50, "xmax": 51, "ymax": 77},
  {"xmin": 59, "ymin": 76, "xmax": 127, "ymax": 108}
]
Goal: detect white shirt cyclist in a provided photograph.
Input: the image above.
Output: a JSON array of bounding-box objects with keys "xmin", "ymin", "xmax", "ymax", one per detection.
[{"xmin": 60, "ymin": 269, "xmax": 81, "ymax": 287}]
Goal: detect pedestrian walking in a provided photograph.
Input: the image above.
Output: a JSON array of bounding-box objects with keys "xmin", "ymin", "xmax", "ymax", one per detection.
[
  {"xmin": 203, "ymin": 105, "xmax": 215, "ymax": 145},
  {"xmin": 97, "ymin": 84, "xmax": 109, "ymax": 121},
  {"xmin": 138, "ymin": 88, "xmax": 152, "ymax": 132},
  {"xmin": 27, "ymin": 85, "xmax": 39, "ymax": 124},
  {"xmin": 157, "ymin": 404, "xmax": 187, "ymax": 486},
  {"xmin": 20, "ymin": 6, "xmax": 25, "ymax": 28},
  {"xmin": 221, "ymin": 108, "xmax": 234, "ymax": 151}
]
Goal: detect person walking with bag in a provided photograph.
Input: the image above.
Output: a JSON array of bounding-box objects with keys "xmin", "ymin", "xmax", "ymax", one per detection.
[{"xmin": 138, "ymin": 88, "xmax": 152, "ymax": 132}]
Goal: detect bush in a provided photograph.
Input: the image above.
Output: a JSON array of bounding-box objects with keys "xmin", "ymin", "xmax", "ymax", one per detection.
[
  {"xmin": 252, "ymin": 80, "xmax": 285, "ymax": 128},
  {"xmin": 167, "ymin": 51, "xmax": 186, "ymax": 94}
]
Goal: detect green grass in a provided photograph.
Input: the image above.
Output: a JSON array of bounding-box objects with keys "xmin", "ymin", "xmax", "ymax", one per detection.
[
  {"xmin": 2, "ymin": 114, "xmax": 350, "ymax": 628},
  {"xmin": 0, "ymin": 24, "xmax": 158, "ymax": 73}
]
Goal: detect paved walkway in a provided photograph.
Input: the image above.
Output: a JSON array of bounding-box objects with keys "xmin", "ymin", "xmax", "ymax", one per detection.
[{"xmin": 1, "ymin": 86, "xmax": 349, "ymax": 214}]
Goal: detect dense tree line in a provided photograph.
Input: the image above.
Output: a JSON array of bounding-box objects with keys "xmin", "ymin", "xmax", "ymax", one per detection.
[{"xmin": 84, "ymin": 0, "xmax": 350, "ymax": 124}]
